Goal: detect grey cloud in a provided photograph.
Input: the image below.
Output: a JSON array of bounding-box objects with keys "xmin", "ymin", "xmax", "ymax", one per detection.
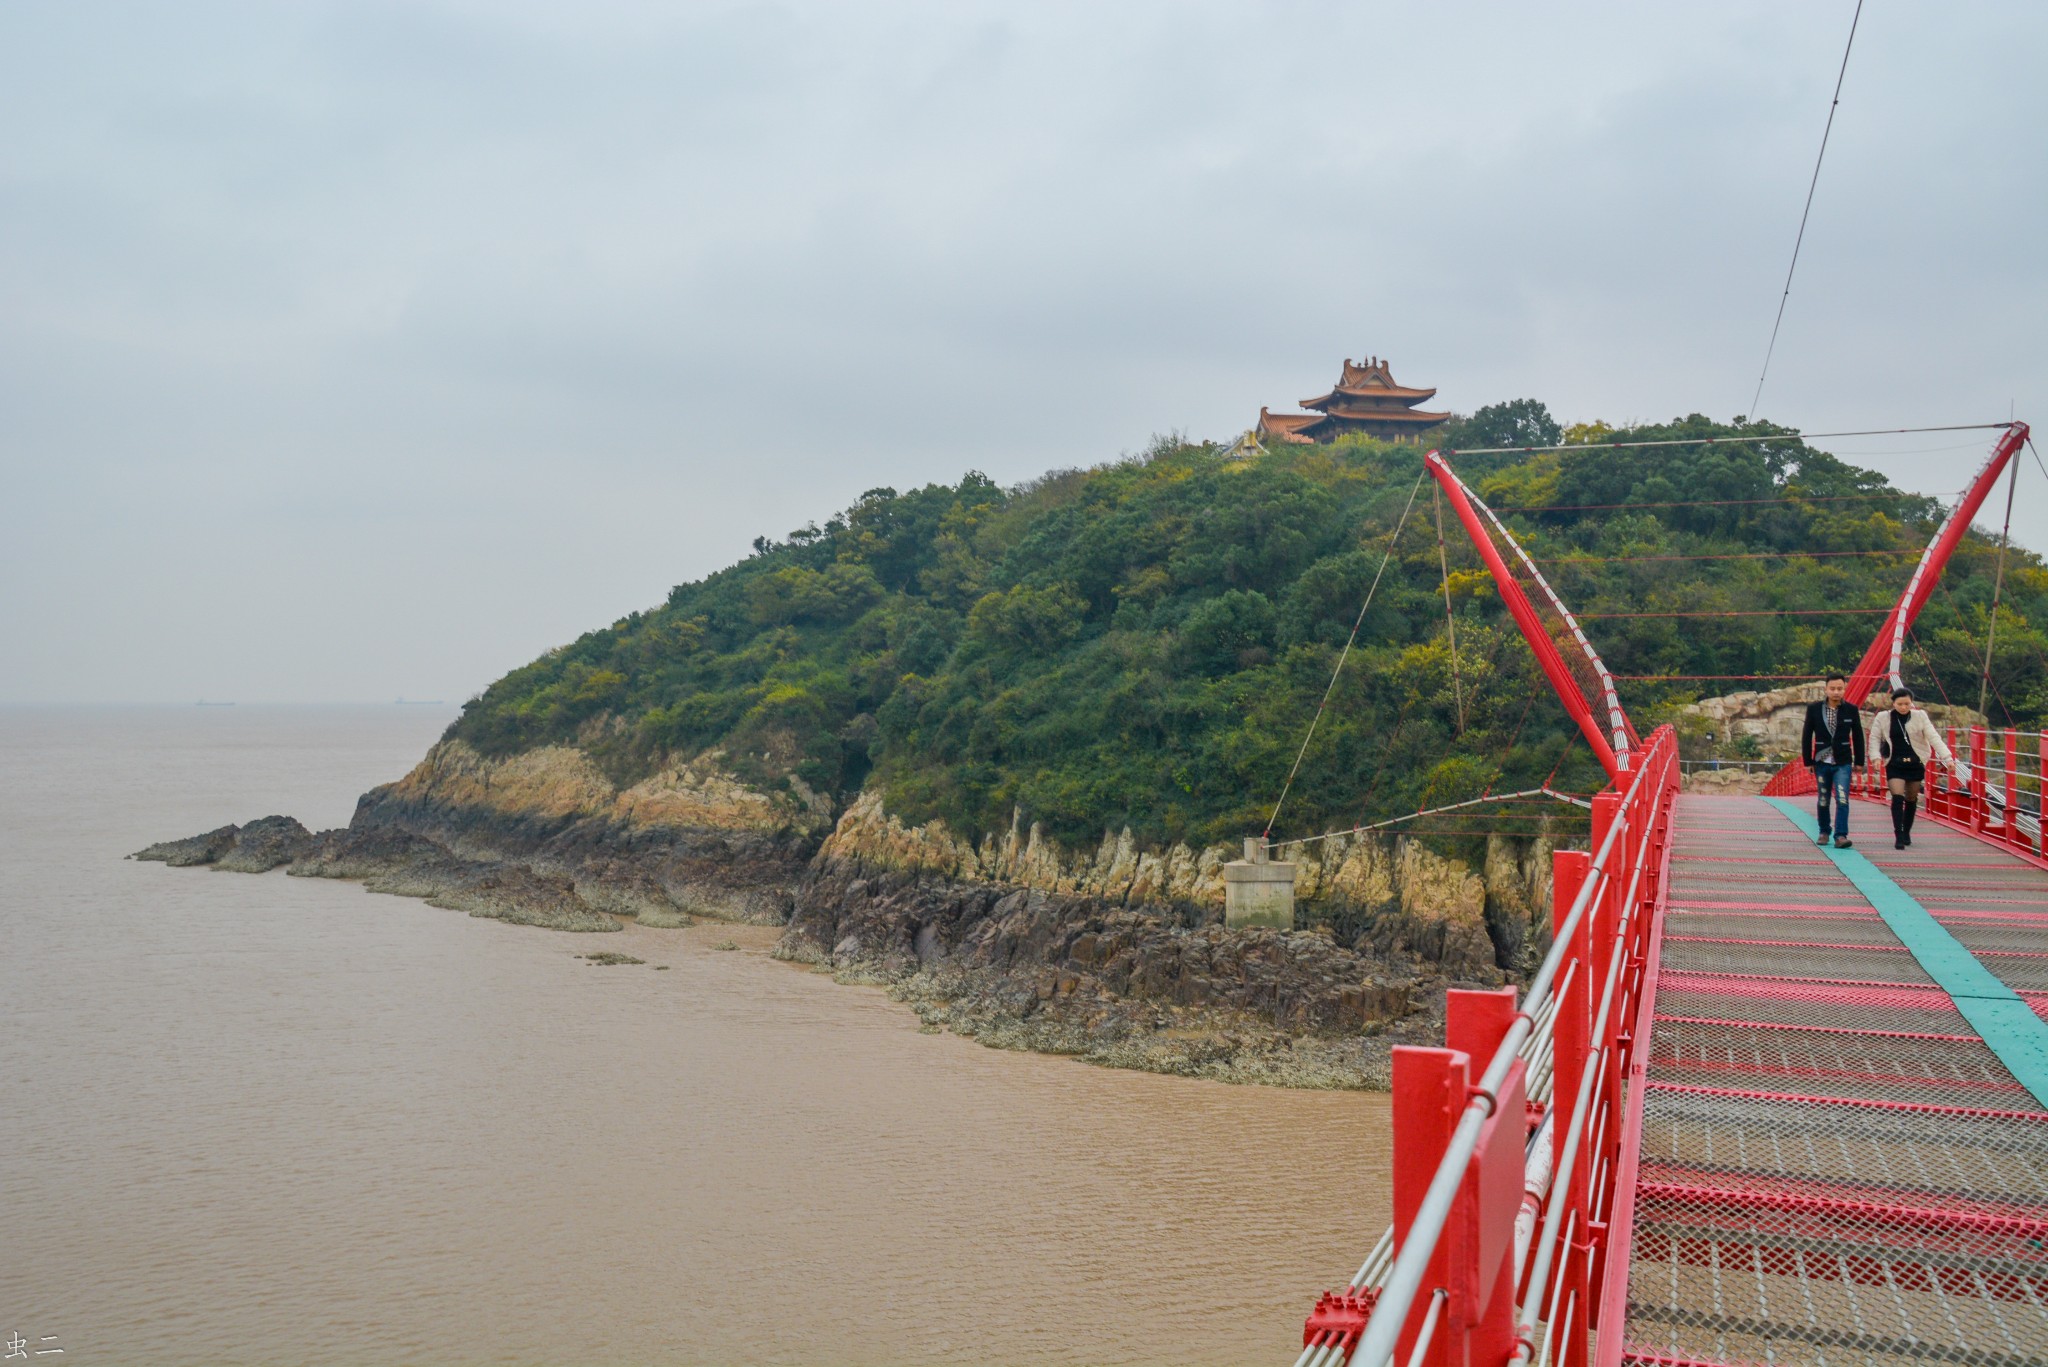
[{"xmin": 2, "ymin": 1, "xmax": 2044, "ymax": 701}]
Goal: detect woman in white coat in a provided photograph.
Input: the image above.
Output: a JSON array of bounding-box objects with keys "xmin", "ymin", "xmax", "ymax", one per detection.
[{"xmin": 1875, "ymin": 687, "xmax": 1971, "ymax": 849}]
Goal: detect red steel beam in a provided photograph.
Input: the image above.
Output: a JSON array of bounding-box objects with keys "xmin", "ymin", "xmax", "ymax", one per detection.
[
  {"xmin": 1425, "ymin": 451, "xmax": 1625, "ymax": 784},
  {"xmin": 1846, "ymin": 423, "xmax": 2028, "ymax": 704}
]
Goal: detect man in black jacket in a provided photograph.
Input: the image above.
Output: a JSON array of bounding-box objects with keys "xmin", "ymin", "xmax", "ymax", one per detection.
[{"xmin": 1800, "ymin": 673, "xmax": 1867, "ymax": 848}]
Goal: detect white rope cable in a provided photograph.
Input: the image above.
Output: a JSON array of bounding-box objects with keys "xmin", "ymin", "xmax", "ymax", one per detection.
[
  {"xmin": 1269, "ymin": 788, "xmax": 1591, "ymax": 851},
  {"xmin": 1975, "ymin": 456, "xmax": 2021, "ymax": 718},
  {"xmin": 1262, "ymin": 468, "xmax": 1430, "ymax": 839},
  {"xmin": 1749, "ymin": 0, "xmax": 1864, "ymax": 417},
  {"xmin": 1438, "ymin": 421, "xmax": 2015, "ymax": 459},
  {"xmin": 1438, "ymin": 458, "xmax": 1633, "ymax": 768},
  {"xmin": 1887, "ymin": 438, "xmax": 2015, "ymax": 691}
]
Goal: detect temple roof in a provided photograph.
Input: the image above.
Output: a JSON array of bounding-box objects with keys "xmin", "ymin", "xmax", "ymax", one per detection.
[
  {"xmin": 1300, "ymin": 356, "xmax": 1439, "ymax": 410},
  {"xmin": 1256, "ymin": 407, "xmax": 1321, "ymax": 444},
  {"xmin": 1256, "ymin": 355, "xmax": 1448, "ymax": 446},
  {"xmin": 1318, "ymin": 405, "xmax": 1452, "ymax": 424}
]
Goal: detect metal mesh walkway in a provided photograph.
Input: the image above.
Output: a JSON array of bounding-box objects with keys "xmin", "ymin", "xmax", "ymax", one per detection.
[{"xmin": 1618, "ymin": 796, "xmax": 2048, "ymax": 1367}]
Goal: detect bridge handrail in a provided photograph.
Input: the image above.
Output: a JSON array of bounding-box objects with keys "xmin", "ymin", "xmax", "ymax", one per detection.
[
  {"xmin": 1761, "ymin": 722, "xmax": 2045, "ymax": 860},
  {"xmin": 1314, "ymin": 724, "xmax": 1679, "ymax": 1367}
]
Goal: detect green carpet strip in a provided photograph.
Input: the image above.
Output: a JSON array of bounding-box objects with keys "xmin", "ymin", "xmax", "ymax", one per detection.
[{"xmin": 1763, "ymin": 797, "xmax": 2048, "ymax": 1108}]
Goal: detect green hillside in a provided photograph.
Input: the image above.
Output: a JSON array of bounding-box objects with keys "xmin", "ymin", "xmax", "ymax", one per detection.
[{"xmin": 450, "ymin": 406, "xmax": 2048, "ymax": 849}]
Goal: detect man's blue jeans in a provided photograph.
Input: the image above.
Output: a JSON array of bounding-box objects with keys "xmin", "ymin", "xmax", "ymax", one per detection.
[{"xmin": 1815, "ymin": 762, "xmax": 1854, "ymax": 838}]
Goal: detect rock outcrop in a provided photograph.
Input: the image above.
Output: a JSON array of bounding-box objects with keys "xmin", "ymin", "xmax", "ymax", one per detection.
[
  {"xmin": 780, "ymin": 796, "xmax": 1566, "ymax": 1087},
  {"xmin": 133, "ymin": 823, "xmax": 246, "ymax": 868},
  {"xmin": 1682, "ymin": 682, "xmax": 1986, "ymax": 757},
  {"xmin": 134, "ymin": 814, "xmax": 320, "ymax": 874},
  {"xmin": 781, "ymin": 865, "xmax": 1433, "ymax": 1089},
  {"xmin": 1680, "ymin": 765, "xmax": 1774, "ymax": 796},
  {"xmin": 140, "ymin": 739, "xmax": 1564, "ymax": 1088},
  {"xmin": 813, "ymin": 792, "xmax": 1547, "ymax": 981},
  {"xmin": 135, "ymin": 740, "xmax": 830, "ymax": 933}
]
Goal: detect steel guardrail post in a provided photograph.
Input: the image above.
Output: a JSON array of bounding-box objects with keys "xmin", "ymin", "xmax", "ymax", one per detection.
[{"xmin": 1972, "ymin": 726, "xmax": 1989, "ymax": 833}]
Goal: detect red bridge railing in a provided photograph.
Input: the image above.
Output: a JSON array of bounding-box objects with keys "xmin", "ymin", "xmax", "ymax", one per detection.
[
  {"xmin": 1302, "ymin": 427, "xmax": 2036, "ymax": 1366},
  {"xmin": 1761, "ymin": 723, "xmax": 2048, "ymax": 865},
  {"xmin": 1299, "ymin": 726, "xmax": 1680, "ymax": 1367}
]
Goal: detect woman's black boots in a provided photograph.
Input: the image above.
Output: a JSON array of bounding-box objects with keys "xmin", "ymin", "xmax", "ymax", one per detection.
[
  {"xmin": 1902, "ymin": 800, "xmax": 1917, "ymax": 847},
  {"xmin": 1891, "ymin": 794, "xmax": 1908, "ymax": 849}
]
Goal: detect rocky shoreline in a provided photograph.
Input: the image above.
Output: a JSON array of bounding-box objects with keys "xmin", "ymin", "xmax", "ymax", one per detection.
[{"xmin": 135, "ymin": 739, "xmax": 1568, "ymax": 1090}]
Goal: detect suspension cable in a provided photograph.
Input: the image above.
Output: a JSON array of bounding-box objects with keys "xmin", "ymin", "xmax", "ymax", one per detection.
[
  {"xmin": 1262, "ymin": 469, "xmax": 1428, "ymax": 839},
  {"xmin": 1912, "ymin": 456, "xmax": 2048, "ymax": 720},
  {"xmin": 1269, "ymin": 788, "xmax": 1591, "ymax": 851},
  {"xmin": 1576, "ymin": 607, "xmax": 1888, "ymax": 619},
  {"xmin": 1498, "ymin": 665, "xmax": 1547, "ymax": 768},
  {"xmin": 1349, "ymin": 620, "xmax": 1521, "ymax": 832},
  {"xmin": 1749, "ymin": 0, "xmax": 1865, "ymax": 417},
  {"xmin": 1931, "ymin": 571, "xmax": 2023, "ymax": 726},
  {"xmin": 1907, "ymin": 624, "xmax": 1955, "ymax": 707},
  {"xmin": 1490, "ymin": 491, "xmax": 1960, "ymax": 514},
  {"xmin": 1434, "ymin": 482, "xmax": 1467, "ymax": 735},
  {"xmin": 1439, "ymin": 422, "xmax": 2011, "ymax": 459},
  {"xmin": 1977, "ymin": 454, "xmax": 2021, "ymax": 718},
  {"xmin": 1537, "ymin": 548, "xmax": 1915, "ymax": 565},
  {"xmin": 1614, "ymin": 672, "xmax": 1833, "ymax": 681}
]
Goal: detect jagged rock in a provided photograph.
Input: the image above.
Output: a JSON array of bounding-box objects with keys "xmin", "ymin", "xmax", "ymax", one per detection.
[
  {"xmin": 1681, "ymin": 766, "xmax": 1773, "ymax": 796},
  {"xmin": 426, "ymin": 866, "xmax": 618, "ymax": 933},
  {"xmin": 138, "ymin": 743, "xmax": 1558, "ymax": 1089},
  {"xmin": 134, "ymin": 815, "xmax": 319, "ymax": 873},
  {"xmin": 213, "ymin": 815, "xmax": 316, "ymax": 873},
  {"xmin": 816, "ymin": 792, "xmax": 1521, "ymax": 984},
  {"xmin": 1682, "ymin": 683, "xmax": 1985, "ymax": 757},
  {"xmin": 1484, "ymin": 834, "xmax": 1555, "ymax": 971},
  {"xmin": 138, "ymin": 741, "xmax": 814, "ymax": 934},
  {"xmin": 781, "ymin": 843, "xmax": 1445, "ymax": 1088},
  {"xmin": 132, "ymin": 824, "xmax": 240, "ymax": 867}
]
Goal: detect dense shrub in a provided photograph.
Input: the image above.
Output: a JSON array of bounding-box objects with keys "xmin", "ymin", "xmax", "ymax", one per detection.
[{"xmin": 449, "ymin": 411, "xmax": 2046, "ymax": 847}]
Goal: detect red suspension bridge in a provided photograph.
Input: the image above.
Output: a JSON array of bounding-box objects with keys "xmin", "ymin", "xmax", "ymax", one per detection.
[{"xmin": 1291, "ymin": 422, "xmax": 2048, "ymax": 1367}]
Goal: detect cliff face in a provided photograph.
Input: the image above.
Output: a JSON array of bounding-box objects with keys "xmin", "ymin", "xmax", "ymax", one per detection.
[
  {"xmin": 782, "ymin": 866, "xmax": 1429, "ymax": 1088},
  {"xmin": 136, "ymin": 740, "xmax": 831, "ymax": 931},
  {"xmin": 138, "ymin": 740, "xmax": 1561, "ymax": 1088},
  {"xmin": 777, "ymin": 791, "xmax": 1562, "ymax": 1086},
  {"xmin": 811, "ymin": 791, "xmax": 1549, "ymax": 980}
]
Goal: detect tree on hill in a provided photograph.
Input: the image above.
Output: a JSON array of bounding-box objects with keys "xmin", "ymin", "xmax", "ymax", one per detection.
[
  {"xmin": 449, "ymin": 417, "xmax": 2047, "ymax": 852},
  {"xmin": 1439, "ymin": 398, "xmax": 1562, "ymax": 452}
]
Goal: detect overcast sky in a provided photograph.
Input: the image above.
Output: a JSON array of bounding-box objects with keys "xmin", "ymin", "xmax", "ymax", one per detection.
[{"xmin": 4, "ymin": 1, "xmax": 2044, "ymax": 704}]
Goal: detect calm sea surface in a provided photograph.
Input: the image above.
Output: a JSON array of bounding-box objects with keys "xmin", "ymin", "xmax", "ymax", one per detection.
[{"xmin": 0, "ymin": 706, "xmax": 1390, "ymax": 1367}]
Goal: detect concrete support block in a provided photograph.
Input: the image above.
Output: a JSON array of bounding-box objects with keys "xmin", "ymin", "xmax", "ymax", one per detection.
[{"xmin": 1223, "ymin": 836, "xmax": 1296, "ymax": 929}]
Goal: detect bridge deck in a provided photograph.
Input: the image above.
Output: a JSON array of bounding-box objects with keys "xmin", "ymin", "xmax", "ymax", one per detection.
[{"xmin": 1617, "ymin": 794, "xmax": 2048, "ymax": 1367}]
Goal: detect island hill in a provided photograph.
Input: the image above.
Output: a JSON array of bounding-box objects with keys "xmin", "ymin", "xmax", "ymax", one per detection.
[{"xmin": 138, "ymin": 397, "xmax": 2047, "ymax": 1088}]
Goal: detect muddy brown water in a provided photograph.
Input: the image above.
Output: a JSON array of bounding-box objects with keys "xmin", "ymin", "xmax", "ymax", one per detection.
[{"xmin": 0, "ymin": 706, "xmax": 1391, "ymax": 1366}]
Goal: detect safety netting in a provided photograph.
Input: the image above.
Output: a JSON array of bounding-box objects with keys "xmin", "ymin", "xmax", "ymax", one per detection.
[{"xmin": 1616, "ymin": 796, "xmax": 2048, "ymax": 1367}]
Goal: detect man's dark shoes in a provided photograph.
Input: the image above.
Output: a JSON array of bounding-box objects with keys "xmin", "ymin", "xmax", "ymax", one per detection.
[
  {"xmin": 1895, "ymin": 836, "xmax": 1907, "ymax": 850},
  {"xmin": 1834, "ymin": 837, "xmax": 1853, "ymax": 849}
]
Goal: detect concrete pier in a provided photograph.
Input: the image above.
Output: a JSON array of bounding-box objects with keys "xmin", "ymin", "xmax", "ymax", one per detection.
[{"xmin": 1222, "ymin": 837, "xmax": 1296, "ymax": 929}]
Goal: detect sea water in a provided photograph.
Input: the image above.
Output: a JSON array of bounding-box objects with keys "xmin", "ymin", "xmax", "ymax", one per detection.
[{"xmin": 0, "ymin": 705, "xmax": 1389, "ymax": 1366}]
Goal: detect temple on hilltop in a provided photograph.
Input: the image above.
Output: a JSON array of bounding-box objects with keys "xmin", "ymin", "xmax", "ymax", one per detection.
[{"xmin": 1256, "ymin": 356, "xmax": 1450, "ymax": 445}]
